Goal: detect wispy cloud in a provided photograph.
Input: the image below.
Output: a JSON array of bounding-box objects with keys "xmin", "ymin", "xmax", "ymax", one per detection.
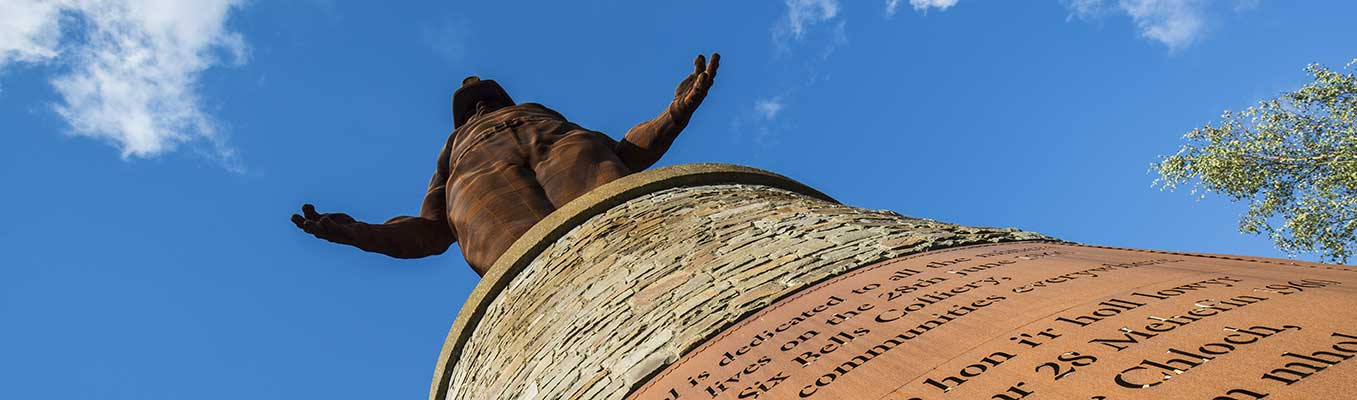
[
  {"xmin": 908, "ymin": 0, "xmax": 961, "ymax": 12},
  {"xmin": 0, "ymin": 0, "xmax": 249, "ymax": 170},
  {"xmin": 1233, "ymin": 0, "xmax": 1261, "ymax": 11},
  {"xmin": 887, "ymin": 0, "xmax": 961, "ymax": 16},
  {"xmin": 1063, "ymin": 0, "xmax": 1109, "ymax": 19},
  {"xmin": 421, "ymin": 15, "xmax": 470, "ymax": 64},
  {"xmin": 1117, "ymin": 0, "xmax": 1204, "ymax": 51},
  {"xmin": 768, "ymin": 0, "xmax": 848, "ymax": 75},
  {"xmin": 753, "ymin": 0, "xmax": 1246, "ymax": 146},
  {"xmin": 1062, "ymin": 0, "xmax": 1211, "ymax": 51},
  {"xmin": 885, "ymin": 0, "xmax": 1249, "ymax": 52},
  {"xmin": 772, "ymin": 0, "xmax": 840, "ymax": 49},
  {"xmin": 754, "ymin": 97, "xmax": 784, "ymax": 120},
  {"xmin": 885, "ymin": 0, "xmax": 902, "ymax": 16},
  {"xmin": 752, "ymin": 0, "xmax": 844, "ymax": 145}
]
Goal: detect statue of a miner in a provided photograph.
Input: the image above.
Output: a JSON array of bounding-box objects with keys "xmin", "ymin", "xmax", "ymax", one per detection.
[{"xmin": 292, "ymin": 54, "xmax": 721, "ymax": 275}]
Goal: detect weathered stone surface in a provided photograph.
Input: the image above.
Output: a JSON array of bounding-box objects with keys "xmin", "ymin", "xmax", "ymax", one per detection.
[{"xmin": 438, "ymin": 165, "xmax": 1047, "ymax": 400}]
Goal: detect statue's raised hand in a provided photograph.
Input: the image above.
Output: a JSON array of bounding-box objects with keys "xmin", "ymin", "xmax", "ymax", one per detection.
[
  {"xmin": 291, "ymin": 204, "xmax": 361, "ymax": 246},
  {"xmin": 670, "ymin": 53, "xmax": 720, "ymax": 120}
]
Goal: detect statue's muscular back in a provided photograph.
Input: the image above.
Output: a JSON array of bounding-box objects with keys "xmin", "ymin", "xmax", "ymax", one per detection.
[
  {"xmin": 293, "ymin": 54, "xmax": 720, "ymax": 275},
  {"xmin": 440, "ymin": 102, "xmax": 632, "ymax": 272}
]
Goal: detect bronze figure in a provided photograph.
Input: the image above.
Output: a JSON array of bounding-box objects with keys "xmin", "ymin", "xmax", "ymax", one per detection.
[{"xmin": 292, "ymin": 53, "xmax": 720, "ymax": 275}]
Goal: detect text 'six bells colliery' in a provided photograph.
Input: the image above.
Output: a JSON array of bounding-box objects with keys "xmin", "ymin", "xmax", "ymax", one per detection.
[{"xmin": 292, "ymin": 53, "xmax": 721, "ymax": 275}]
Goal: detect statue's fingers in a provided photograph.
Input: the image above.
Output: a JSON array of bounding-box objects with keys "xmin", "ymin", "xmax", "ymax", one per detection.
[
  {"xmin": 708, "ymin": 53, "xmax": 720, "ymax": 77},
  {"xmin": 685, "ymin": 73, "xmax": 710, "ymax": 105},
  {"xmin": 693, "ymin": 72, "xmax": 711, "ymax": 95},
  {"xmin": 291, "ymin": 214, "xmax": 307, "ymax": 229},
  {"xmin": 302, "ymin": 204, "xmax": 320, "ymax": 220},
  {"xmin": 693, "ymin": 54, "xmax": 706, "ymax": 74},
  {"xmin": 322, "ymin": 213, "xmax": 355, "ymax": 225},
  {"xmin": 680, "ymin": 81, "xmax": 697, "ymax": 104}
]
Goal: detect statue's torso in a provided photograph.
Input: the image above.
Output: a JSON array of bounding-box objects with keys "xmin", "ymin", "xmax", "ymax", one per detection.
[
  {"xmin": 446, "ymin": 103, "xmax": 569, "ymax": 166},
  {"xmin": 437, "ymin": 102, "xmax": 628, "ymax": 272}
]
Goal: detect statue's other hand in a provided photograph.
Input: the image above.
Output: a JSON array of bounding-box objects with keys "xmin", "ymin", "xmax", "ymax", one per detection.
[
  {"xmin": 291, "ymin": 204, "xmax": 361, "ymax": 246},
  {"xmin": 670, "ymin": 53, "xmax": 720, "ymax": 118}
]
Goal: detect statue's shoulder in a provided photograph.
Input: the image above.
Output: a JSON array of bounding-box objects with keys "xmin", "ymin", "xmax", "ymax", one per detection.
[
  {"xmin": 513, "ymin": 102, "xmax": 550, "ymax": 110},
  {"xmin": 507, "ymin": 103, "xmax": 567, "ymax": 120}
]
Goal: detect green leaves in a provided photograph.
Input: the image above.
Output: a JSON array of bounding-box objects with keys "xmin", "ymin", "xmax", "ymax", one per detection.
[{"xmin": 1153, "ymin": 60, "xmax": 1357, "ymax": 263}]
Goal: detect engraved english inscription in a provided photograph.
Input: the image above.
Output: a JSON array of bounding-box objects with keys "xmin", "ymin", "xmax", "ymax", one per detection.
[{"xmin": 629, "ymin": 242, "xmax": 1357, "ymax": 399}]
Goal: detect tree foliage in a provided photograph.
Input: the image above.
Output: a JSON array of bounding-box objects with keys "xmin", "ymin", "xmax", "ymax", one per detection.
[{"xmin": 1154, "ymin": 60, "xmax": 1357, "ymax": 263}]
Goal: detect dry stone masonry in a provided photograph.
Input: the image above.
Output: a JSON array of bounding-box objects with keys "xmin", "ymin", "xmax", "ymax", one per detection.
[{"xmin": 438, "ymin": 165, "xmax": 1047, "ymax": 400}]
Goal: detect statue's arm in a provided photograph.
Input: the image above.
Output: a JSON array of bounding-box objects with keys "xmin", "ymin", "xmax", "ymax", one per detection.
[
  {"xmin": 617, "ymin": 53, "xmax": 719, "ymax": 171},
  {"xmin": 292, "ymin": 142, "xmax": 457, "ymax": 259},
  {"xmin": 356, "ymin": 172, "xmax": 457, "ymax": 258}
]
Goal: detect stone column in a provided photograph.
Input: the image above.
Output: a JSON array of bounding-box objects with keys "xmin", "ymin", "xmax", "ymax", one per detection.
[{"xmin": 431, "ymin": 164, "xmax": 1356, "ymax": 400}]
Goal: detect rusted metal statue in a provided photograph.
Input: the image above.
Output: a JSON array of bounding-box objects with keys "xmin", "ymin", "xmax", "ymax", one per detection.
[{"xmin": 292, "ymin": 54, "xmax": 720, "ymax": 275}]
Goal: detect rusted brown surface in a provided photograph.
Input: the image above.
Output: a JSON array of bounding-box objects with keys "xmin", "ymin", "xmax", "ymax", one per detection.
[
  {"xmin": 629, "ymin": 242, "xmax": 1357, "ymax": 400},
  {"xmin": 291, "ymin": 54, "xmax": 720, "ymax": 275}
]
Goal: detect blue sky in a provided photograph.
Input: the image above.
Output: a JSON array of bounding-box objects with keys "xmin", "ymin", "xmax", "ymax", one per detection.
[{"xmin": 2, "ymin": 1, "xmax": 1353, "ymax": 398}]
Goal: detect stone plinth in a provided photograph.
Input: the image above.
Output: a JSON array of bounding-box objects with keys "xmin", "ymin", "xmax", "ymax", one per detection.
[{"xmin": 430, "ymin": 164, "xmax": 1356, "ymax": 400}]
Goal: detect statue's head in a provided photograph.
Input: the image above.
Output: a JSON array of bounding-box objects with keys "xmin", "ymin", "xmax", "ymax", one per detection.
[{"xmin": 453, "ymin": 76, "xmax": 516, "ymax": 128}]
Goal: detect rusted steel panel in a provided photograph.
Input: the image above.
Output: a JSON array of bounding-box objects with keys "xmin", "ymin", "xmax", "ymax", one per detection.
[{"xmin": 630, "ymin": 242, "xmax": 1355, "ymax": 400}]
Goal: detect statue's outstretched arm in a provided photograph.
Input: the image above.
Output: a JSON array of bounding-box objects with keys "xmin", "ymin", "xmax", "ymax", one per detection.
[
  {"xmin": 617, "ymin": 53, "xmax": 719, "ymax": 171},
  {"xmin": 291, "ymin": 146, "xmax": 457, "ymax": 259}
]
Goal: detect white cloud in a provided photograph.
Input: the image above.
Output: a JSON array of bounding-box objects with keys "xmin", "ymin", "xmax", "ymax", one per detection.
[
  {"xmin": 887, "ymin": 0, "xmax": 961, "ymax": 16},
  {"xmin": 772, "ymin": 0, "xmax": 849, "ymax": 57},
  {"xmin": 909, "ymin": 0, "xmax": 960, "ymax": 12},
  {"xmin": 0, "ymin": 0, "xmax": 65, "ymax": 65},
  {"xmin": 0, "ymin": 0, "xmax": 248, "ymax": 169},
  {"xmin": 1063, "ymin": 0, "xmax": 1109, "ymax": 20},
  {"xmin": 885, "ymin": 0, "xmax": 902, "ymax": 16},
  {"xmin": 888, "ymin": 0, "xmax": 1234, "ymax": 52},
  {"xmin": 754, "ymin": 97, "xmax": 784, "ymax": 120},
  {"xmin": 1063, "ymin": 0, "xmax": 1211, "ymax": 51},
  {"xmin": 1117, "ymin": 0, "xmax": 1204, "ymax": 51},
  {"xmin": 773, "ymin": 0, "xmax": 839, "ymax": 45}
]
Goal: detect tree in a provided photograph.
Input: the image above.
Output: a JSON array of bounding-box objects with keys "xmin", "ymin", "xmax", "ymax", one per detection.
[{"xmin": 1153, "ymin": 60, "xmax": 1357, "ymax": 264}]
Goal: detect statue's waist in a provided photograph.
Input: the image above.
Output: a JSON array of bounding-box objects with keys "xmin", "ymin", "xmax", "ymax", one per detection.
[
  {"xmin": 447, "ymin": 111, "xmax": 579, "ymax": 176},
  {"xmin": 456, "ymin": 103, "xmax": 565, "ymax": 134}
]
